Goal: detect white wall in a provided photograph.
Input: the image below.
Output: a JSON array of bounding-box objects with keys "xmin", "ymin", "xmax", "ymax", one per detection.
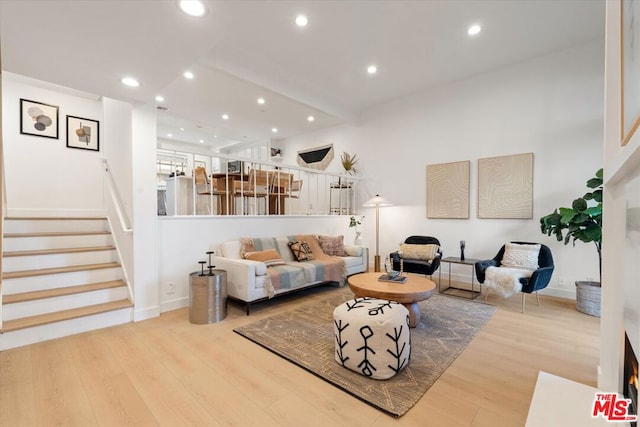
[
  {"xmin": 102, "ymin": 98, "xmax": 135, "ymax": 315},
  {"xmin": 102, "ymin": 98, "xmax": 133, "ymax": 224},
  {"xmin": 279, "ymin": 40, "xmax": 605, "ymax": 299},
  {"xmin": 131, "ymin": 105, "xmax": 160, "ymax": 321},
  {"xmin": 2, "ymin": 73, "xmax": 104, "ymax": 216}
]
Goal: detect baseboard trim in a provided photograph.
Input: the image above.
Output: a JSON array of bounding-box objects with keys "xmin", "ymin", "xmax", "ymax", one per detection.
[
  {"xmin": 133, "ymin": 305, "xmax": 161, "ymax": 322},
  {"xmin": 160, "ymin": 296, "xmax": 189, "ymax": 313},
  {"xmin": 540, "ymin": 286, "xmax": 576, "ymax": 300}
]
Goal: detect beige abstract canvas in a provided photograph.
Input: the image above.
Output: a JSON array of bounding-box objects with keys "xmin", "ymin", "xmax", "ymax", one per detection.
[
  {"xmin": 478, "ymin": 153, "xmax": 533, "ymax": 219},
  {"xmin": 426, "ymin": 161, "xmax": 470, "ymax": 219}
]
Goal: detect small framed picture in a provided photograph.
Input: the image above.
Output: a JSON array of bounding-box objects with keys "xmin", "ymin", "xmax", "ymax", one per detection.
[
  {"xmin": 66, "ymin": 115, "xmax": 99, "ymax": 151},
  {"xmin": 20, "ymin": 98, "xmax": 59, "ymax": 139}
]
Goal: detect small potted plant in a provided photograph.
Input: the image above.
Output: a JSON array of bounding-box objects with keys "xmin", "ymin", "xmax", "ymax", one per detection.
[
  {"xmin": 540, "ymin": 168, "xmax": 602, "ymax": 316},
  {"xmin": 340, "ymin": 152, "xmax": 358, "ymax": 175}
]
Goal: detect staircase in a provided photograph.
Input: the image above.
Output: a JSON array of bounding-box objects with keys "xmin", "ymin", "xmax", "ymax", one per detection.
[{"xmin": 1, "ymin": 217, "xmax": 133, "ymax": 350}]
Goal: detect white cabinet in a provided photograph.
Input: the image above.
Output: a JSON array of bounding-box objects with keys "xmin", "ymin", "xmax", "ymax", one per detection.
[{"xmin": 165, "ymin": 176, "xmax": 193, "ymax": 215}]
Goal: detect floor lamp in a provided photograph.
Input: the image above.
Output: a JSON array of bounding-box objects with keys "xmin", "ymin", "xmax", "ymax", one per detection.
[{"xmin": 363, "ymin": 194, "xmax": 392, "ymax": 272}]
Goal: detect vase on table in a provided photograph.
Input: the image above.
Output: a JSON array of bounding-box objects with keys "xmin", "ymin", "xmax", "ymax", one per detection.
[{"xmin": 354, "ymin": 231, "xmax": 363, "ymax": 246}]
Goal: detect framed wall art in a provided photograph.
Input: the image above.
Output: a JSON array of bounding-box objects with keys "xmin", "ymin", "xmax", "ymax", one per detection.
[
  {"xmin": 66, "ymin": 115, "xmax": 100, "ymax": 151},
  {"xmin": 478, "ymin": 152, "xmax": 533, "ymax": 219},
  {"xmin": 296, "ymin": 143, "xmax": 334, "ymax": 170},
  {"xmin": 20, "ymin": 98, "xmax": 59, "ymax": 139},
  {"xmin": 426, "ymin": 160, "xmax": 470, "ymax": 219},
  {"xmin": 621, "ymin": 0, "xmax": 640, "ymax": 146}
]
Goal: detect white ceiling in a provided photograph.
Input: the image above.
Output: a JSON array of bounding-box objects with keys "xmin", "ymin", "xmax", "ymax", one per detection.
[{"xmin": 0, "ymin": 0, "xmax": 605, "ymax": 149}]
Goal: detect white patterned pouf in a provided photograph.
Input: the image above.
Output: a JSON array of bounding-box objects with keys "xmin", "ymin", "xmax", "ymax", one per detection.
[{"xmin": 333, "ymin": 297, "xmax": 411, "ymax": 380}]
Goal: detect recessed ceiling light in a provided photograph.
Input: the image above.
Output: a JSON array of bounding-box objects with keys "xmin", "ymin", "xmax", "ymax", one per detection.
[
  {"xmin": 183, "ymin": 71, "xmax": 194, "ymax": 79},
  {"xmin": 155, "ymin": 95, "xmax": 164, "ymax": 102},
  {"xmin": 468, "ymin": 24, "xmax": 481, "ymax": 36},
  {"xmin": 214, "ymin": 135, "xmax": 218, "ymax": 138},
  {"xmin": 121, "ymin": 77, "xmax": 140, "ymax": 87},
  {"xmin": 307, "ymin": 115, "xmax": 315, "ymax": 122},
  {"xmin": 367, "ymin": 65, "xmax": 378, "ymax": 75},
  {"xmin": 272, "ymin": 128, "xmax": 278, "ymax": 133},
  {"xmin": 199, "ymin": 139, "xmax": 204, "ymax": 143},
  {"xmin": 295, "ymin": 15, "xmax": 308, "ymax": 27},
  {"xmin": 179, "ymin": 0, "xmax": 208, "ymax": 17},
  {"xmin": 257, "ymin": 97, "xmax": 266, "ymax": 105},
  {"xmin": 167, "ymin": 133, "xmax": 173, "ymax": 138},
  {"xmin": 180, "ymin": 127, "xmax": 185, "ymax": 131},
  {"xmin": 222, "ymin": 114, "xmax": 229, "ymax": 120}
]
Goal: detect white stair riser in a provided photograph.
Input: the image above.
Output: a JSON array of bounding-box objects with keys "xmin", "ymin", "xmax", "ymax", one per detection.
[
  {"xmin": 2, "ymin": 268, "xmax": 123, "ymax": 294},
  {"xmin": 3, "ymin": 234, "xmax": 113, "ymax": 251},
  {"xmin": 4, "ymin": 219, "xmax": 108, "ymax": 234},
  {"xmin": 3, "ymin": 287, "xmax": 130, "ymax": 320},
  {"xmin": 3, "ymin": 250, "xmax": 117, "ymax": 272},
  {"xmin": 0, "ymin": 307, "xmax": 132, "ymax": 351}
]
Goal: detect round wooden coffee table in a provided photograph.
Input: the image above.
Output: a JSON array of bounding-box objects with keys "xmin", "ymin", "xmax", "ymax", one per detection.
[{"xmin": 347, "ymin": 272, "xmax": 436, "ymax": 327}]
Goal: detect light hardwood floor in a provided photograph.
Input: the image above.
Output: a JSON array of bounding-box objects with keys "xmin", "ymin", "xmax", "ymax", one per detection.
[{"xmin": 0, "ymin": 284, "xmax": 600, "ymax": 427}]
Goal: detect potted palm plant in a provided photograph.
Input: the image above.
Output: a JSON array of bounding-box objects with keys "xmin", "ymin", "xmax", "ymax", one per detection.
[
  {"xmin": 540, "ymin": 168, "xmax": 602, "ymax": 316},
  {"xmin": 340, "ymin": 152, "xmax": 358, "ymax": 175}
]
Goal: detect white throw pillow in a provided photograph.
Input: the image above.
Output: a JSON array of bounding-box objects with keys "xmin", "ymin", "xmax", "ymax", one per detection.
[
  {"xmin": 398, "ymin": 243, "xmax": 439, "ymax": 261},
  {"xmin": 501, "ymin": 243, "xmax": 540, "ymax": 270}
]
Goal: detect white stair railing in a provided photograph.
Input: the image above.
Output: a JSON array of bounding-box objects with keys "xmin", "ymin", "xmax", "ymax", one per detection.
[
  {"xmin": 157, "ymin": 148, "xmax": 364, "ymax": 217},
  {"xmin": 102, "ymin": 159, "xmax": 132, "ymax": 232}
]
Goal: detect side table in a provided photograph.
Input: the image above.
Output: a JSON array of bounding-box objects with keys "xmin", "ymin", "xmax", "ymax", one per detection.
[{"xmin": 439, "ymin": 256, "xmax": 481, "ymax": 299}]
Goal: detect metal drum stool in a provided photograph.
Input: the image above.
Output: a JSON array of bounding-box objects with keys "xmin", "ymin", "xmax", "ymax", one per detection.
[{"xmin": 189, "ymin": 251, "xmax": 227, "ymax": 324}]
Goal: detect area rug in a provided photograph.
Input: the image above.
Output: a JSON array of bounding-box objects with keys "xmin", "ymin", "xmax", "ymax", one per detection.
[{"xmin": 233, "ymin": 293, "xmax": 496, "ymax": 417}]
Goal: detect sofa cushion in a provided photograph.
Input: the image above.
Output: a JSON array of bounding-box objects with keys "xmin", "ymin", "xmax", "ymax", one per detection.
[
  {"xmin": 342, "ymin": 256, "xmax": 363, "ymax": 270},
  {"xmin": 220, "ymin": 240, "xmax": 242, "ymax": 259},
  {"xmin": 501, "ymin": 243, "xmax": 540, "ymax": 270},
  {"xmin": 288, "ymin": 240, "xmax": 315, "ymax": 261},
  {"xmin": 317, "ymin": 235, "xmax": 349, "ymax": 256},
  {"xmin": 251, "ymin": 237, "xmax": 295, "ymax": 263},
  {"xmin": 345, "ymin": 246, "xmax": 362, "ymax": 257},
  {"xmin": 244, "ymin": 249, "xmax": 285, "ymax": 266},
  {"xmin": 399, "ymin": 243, "xmax": 439, "ymax": 261},
  {"xmin": 239, "ymin": 238, "xmax": 255, "ymax": 258}
]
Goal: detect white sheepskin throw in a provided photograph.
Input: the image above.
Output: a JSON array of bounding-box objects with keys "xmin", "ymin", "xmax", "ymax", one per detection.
[{"xmin": 484, "ymin": 266, "xmax": 533, "ymax": 298}]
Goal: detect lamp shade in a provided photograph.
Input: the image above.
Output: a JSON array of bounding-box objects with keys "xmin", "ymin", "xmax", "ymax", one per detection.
[{"xmin": 363, "ymin": 194, "xmax": 392, "ymax": 207}]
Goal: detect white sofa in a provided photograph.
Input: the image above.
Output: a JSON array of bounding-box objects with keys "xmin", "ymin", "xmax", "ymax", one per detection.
[{"xmin": 213, "ymin": 236, "xmax": 368, "ymax": 314}]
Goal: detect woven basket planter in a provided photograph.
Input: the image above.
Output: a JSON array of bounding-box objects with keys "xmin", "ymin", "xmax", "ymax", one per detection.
[{"xmin": 575, "ymin": 281, "xmax": 601, "ymax": 317}]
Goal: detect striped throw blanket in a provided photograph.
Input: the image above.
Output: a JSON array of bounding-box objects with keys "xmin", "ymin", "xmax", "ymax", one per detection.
[{"xmin": 240, "ymin": 235, "xmax": 347, "ymax": 296}]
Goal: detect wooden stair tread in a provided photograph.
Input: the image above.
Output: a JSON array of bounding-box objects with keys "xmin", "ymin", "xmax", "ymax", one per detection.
[
  {"xmin": 3, "ymin": 246, "xmax": 116, "ymax": 257},
  {"xmin": 1, "ymin": 299, "xmax": 133, "ymax": 332},
  {"xmin": 4, "ymin": 217, "xmax": 107, "ymax": 220},
  {"xmin": 3, "ymin": 262, "xmax": 121, "ymax": 279},
  {"xmin": 3, "ymin": 231, "xmax": 109, "ymax": 238},
  {"xmin": 3, "ymin": 280, "xmax": 126, "ymax": 304}
]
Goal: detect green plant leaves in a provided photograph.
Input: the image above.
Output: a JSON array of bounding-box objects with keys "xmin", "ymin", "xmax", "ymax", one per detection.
[
  {"xmin": 539, "ymin": 168, "xmax": 602, "ymax": 246},
  {"xmin": 572, "ymin": 198, "xmax": 587, "ymax": 212},
  {"xmin": 559, "ymin": 207, "xmax": 577, "ymax": 224},
  {"xmin": 539, "ymin": 168, "xmax": 603, "ymax": 282},
  {"xmin": 584, "ymin": 206, "xmax": 602, "ymax": 217}
]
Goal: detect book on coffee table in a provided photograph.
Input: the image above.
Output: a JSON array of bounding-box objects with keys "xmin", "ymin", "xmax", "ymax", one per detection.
[{"xmin": 378, "ymin": 273, "xmax": 407, "ymax": 284}]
